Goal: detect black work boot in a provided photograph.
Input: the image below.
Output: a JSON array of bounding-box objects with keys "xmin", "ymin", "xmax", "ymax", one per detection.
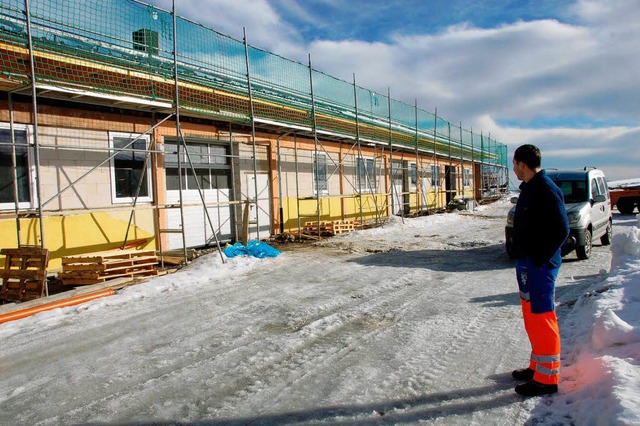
[
  {"xmin": 515, "ymin": 380, "xmax": 558, "ymax": 397},
  {"xmin": 512, "ymin": 367, "xmax": 535, "ymax": 381}
]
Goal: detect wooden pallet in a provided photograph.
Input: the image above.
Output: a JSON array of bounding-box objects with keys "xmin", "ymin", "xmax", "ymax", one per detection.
[
  {"xmin": 59, "ymin": 249, "xmax": 158, "ymax": 285},
  {"xmin": 0, "ymin": 246, "xmax": 50, "ymax": 303},
  {"xmin": 303, "ymin": 220, "xmax": 357, "ymax": 236},
  {"xmin": 332, "ymin": 221, "xmax": 356, "ymax": 234}
]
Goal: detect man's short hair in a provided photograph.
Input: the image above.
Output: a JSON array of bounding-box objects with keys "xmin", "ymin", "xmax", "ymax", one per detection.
[{"xmin": 513, "ymin": 144, "xmax": 541, "ymax": 170}]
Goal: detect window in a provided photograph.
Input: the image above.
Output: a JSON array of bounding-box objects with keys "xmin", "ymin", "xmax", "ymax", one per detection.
[
  {"xmin": 313, "ymin": 152, "xmax": 328, "ymax": 194},
  {"xmin": 430, "ymin": 164, "xmax": 440, "ymax": 187},
  {"xmin": 596, "ymin": 177, "xmax": 608, "ymax": 197},
  {"xmin": 110, "ymin": 132, "xmax": 152, "ymax": 203},
  {"xmin": 449, "ymin": 167, "xmax": 458, "ymax": 191},
  {"xmin": 463, "ymin": 168, "xmax": 472, "ymax": 187},
  {"xmin": 356, "ymin": 157, "xmax": 375, "ymax": 192},
  {"xmin": 409, "ymin": 163, "xmax": 417, "ymax": 190},
  {"xmin": 164, "ymin": 140, "xmax": 230, "ymax": 191},
  {"xmin": 590, "ymin": 178, "xmax": 599, "ymax": 199},
  {"xmin": 0, "ymin": 125, "xmax": 31, "ymax": 208}
]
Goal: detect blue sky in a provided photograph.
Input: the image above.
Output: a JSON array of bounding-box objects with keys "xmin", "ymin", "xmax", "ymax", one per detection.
[{"xmin": 146, "ymin": 0, "xmax": 640, "ymax": 183}]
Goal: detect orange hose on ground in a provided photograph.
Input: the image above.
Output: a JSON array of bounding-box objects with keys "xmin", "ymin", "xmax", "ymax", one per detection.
[{"xmin": 0, "ymin": 288, "xmax": 115, "ymax": 325}]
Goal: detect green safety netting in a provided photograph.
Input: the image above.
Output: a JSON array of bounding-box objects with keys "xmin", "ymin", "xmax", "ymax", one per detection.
[{"xmin": 0, "ymin": 0, "xmax": 506, "ymax": 166}]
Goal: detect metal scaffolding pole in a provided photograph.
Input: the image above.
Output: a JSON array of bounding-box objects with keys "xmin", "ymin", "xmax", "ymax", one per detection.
[
  {"xmin": 471, "ymin": 128, "xmax": 477, "ymax": 207},
  {"xmin": 308, "ymin": 54, "xmax": 321, "ymax": 229},
  {"xmin": 480, "ymin": 131, "xmax": 485, "ymax": 197},
  {"xmin": 354, "ymin": 74, "xmax": 364, "ymax": 227},
  {"xmin": 447, "ymin": 122, "xmax": 452, "ymax": 206},
  {"xmin": 387, "ymin": 87, "xmax": 400, "ymax": 220},
  {"xmin": 277, "ymin": 131, "xmax": 294, "ymax": 235},
  {"xmin": 459, "ymin": 122, "xmax": 464, "ymax": 199},
  {"xmin": 432, "ymin": 108, "xmax": 439, "ymax": 210},
  {"xmin": 294, "ymin": 134, "xmax": 301, "ymax": 238},
  {"xmin": 415, "ymin": 99, "xmax": 421, "ymax": 212},
  {"xmin": 244, "ymin": 27, "xmax": 260, "ymax": 241},
  {"xmin": 487, "ymin": 133, "xmax": 494, "ymax": 196},
  {"xmin": 8, "ymin": 93, "xmax": 21, "ymax": 245},
  {"xmin": 172, "ymin": 0, "xmax": 188, "ymax": 260},
  {"xmin": 24, "ymin": 0, "xmax": 45, "ymax": 248},
  {"xmin": 353, "ymin": 73, "xmax": 381, "ymax": 226}
]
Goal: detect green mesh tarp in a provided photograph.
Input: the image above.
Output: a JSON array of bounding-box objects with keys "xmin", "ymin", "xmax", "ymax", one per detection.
[{"xmin": 0, "ymin": 0, "xmax": 506, "ymax": 166}]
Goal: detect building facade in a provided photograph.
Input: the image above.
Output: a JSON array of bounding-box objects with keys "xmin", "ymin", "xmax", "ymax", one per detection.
[{"xmin": 0, "ymin": 0, "xmax": 508, "ymax": 271}]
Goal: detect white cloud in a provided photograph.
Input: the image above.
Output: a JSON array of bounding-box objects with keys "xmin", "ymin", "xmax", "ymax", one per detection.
[
  {"xmin": 304, "ymin": 3, "xmax": 639, "ymax": 180},
  {"xmin": 483, "ymin": 115, "xmax": 640, "ymax": 180}
]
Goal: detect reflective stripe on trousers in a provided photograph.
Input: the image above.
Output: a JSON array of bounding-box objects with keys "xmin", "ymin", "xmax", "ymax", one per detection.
[{"xmin": 521, "ymin": 299, "xmax": 561, "ymax": 385}]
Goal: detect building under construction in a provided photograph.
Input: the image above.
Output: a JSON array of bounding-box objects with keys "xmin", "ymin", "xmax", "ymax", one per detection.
[{"xmin": 0, "ymin": 0, "xmax": 509, "ymax": 274}]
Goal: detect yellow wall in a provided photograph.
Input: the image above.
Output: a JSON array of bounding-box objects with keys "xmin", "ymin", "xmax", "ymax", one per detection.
[
  {"xmin": 0, "ymin": 210, "xmax": 156, "ymax": 271},
  {"xmin": 281, "ymin": 194, "xmax": 386, "ymax": 230}
]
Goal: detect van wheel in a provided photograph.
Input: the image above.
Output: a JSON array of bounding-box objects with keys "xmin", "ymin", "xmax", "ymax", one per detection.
[
  {"xmin": 617, "ymin": 198, "xmax": 635, "ymax": 214},
  {"xmin": 506, "ymin": 241, "xmax": 515, "ymax": 259},
  {"xmin": 600, "ymin": 221, "xmax": 612, "ymax": 245},
  {"xmin": 576, "ymin": 229, "xmax": 592, "ymax": 260}
]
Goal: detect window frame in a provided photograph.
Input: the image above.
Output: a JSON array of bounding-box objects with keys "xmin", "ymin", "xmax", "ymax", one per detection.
[
  {"xmin": 596, "ymin": 176, "xmax": 608, "ymax": 198},
  {"xmin": 356, "ymin": 156, "xmax": 376, "ymax": 193},
  {"xmin": 109, "ymin": 132, "xmax": 153, "ymax": 204},
  {"xmin": 409, "ymin": 162, "xmax": 417, "ymax": 191},
  {"xmin": 0, "ymin": 123, "xmax": 34, "ymax": 210},
  {"xmin": 590, "ymin": 177, "xmax": 599, "ymax": 200},
  {"xmin": 430, "ymin": 164, "xmax": 440, "ymax": 187},
  {"xmin": 463, "ymin": 167, "xmax": 472, "ymax": 187},
  {"xmin": 163, "ymin": 139, "xmax": 231, "ymax": 191},
  {"xmin": 313, "ymin": 152, "xmax": 329, "ymax": 195}
]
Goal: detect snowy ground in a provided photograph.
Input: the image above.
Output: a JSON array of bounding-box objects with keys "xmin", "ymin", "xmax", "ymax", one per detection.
[{"xmin": 0, "ymin": 199, "xmax": 638, "ymax": 425}]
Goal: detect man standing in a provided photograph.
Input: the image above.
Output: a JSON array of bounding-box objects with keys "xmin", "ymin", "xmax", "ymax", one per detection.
[{"xmin": 510, "ymin": 144, "xmax": 569, "ymax": 397}]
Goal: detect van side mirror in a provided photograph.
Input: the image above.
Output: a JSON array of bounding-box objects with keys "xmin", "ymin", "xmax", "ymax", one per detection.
[
  {"xmin": 510, "ymin": 196, "xmax": 518, "ymax": 204},
  {"xmin": 593, "ymin": 194, "xmax": 606, "ymax": 203}
]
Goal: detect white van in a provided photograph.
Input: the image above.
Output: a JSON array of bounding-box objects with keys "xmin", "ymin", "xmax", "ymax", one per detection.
[{"xmin": 506, "ymin": 167, "xmax": 613, "ymax": 260}]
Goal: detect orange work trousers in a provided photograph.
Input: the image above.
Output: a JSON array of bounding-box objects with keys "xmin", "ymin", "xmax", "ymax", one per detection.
[{"xmin": 521, "ymin": 299, "xmax": 561, "ymax": 385}]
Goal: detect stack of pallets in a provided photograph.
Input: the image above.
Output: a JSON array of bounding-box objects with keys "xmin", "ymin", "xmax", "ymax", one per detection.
[
  {"xmin": 0, "ymin": 246, "xmax": 50, "ymax": 302},
  {"xmin": 59, "ymin": 249, "xmax": 158, "ymax": 285},
  {"xmin": 303, "ymin": 220, "xmax": 356, "ymax": 236}
]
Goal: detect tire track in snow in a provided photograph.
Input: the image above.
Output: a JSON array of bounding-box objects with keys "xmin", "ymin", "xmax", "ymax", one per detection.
[
  {"xmin": 203, "ymin": 264, "xmax": 468, "ymax": 416},
  {"xmin": 393, "ymin": 304, "xmax": 493, "ymax": 396},
  {"xmin": 205, "ymin": 268, "xmax": 435, "ymax": 416},
  {"xmin": 30, "ymin": 260, "xmax": 430, "ymax": 423}
]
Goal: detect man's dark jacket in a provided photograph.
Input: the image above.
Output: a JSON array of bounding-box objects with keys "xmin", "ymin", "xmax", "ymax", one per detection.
[{"xmin": 512, "ymin": 169, "xmax": 569, "ymax": 268}]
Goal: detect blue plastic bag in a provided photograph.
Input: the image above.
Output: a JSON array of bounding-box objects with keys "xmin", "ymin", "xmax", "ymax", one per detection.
[
  {"xmin": 223, "ymin": 242, "xmax": 246, "ymax": 258},
  {"xmin": 224, "ymin": 240, "xmax": 281, "ymax": 258}
]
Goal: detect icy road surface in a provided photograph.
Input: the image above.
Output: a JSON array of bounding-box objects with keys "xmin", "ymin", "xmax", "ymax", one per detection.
[{"xmin": 0, "ymin": 200, "xmax": 615, "ymax": 425}]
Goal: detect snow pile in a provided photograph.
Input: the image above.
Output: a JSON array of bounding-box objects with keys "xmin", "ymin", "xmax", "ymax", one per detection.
[
  {"xmin": 541, "ymin": 215, "xmax": 640, "ymax": 425},
  {"xmin": 0, "ymin": 252, "xmax": 269, "ymax": 339}
]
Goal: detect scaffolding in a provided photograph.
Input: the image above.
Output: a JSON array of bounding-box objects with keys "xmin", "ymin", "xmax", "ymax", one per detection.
[{"xmin": 0, "ymin": 0, "xmax": 509, "ymax": 270}]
